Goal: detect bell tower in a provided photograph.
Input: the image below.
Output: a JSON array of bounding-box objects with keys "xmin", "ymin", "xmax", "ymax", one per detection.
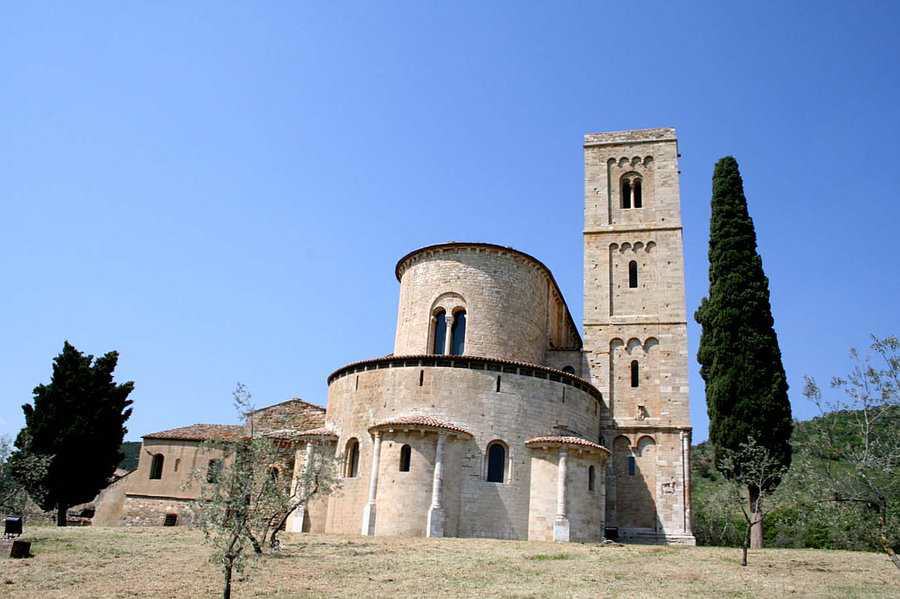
[{"xmin": 582, "ymin": 128, "xmax": 695, "ymax": 544}]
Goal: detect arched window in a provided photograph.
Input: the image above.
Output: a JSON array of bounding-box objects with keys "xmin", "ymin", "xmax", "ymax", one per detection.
[
  {"xmin": 174, "ymin": 458, "xmax": 181, "ymax": 472},
  {"xmin": 622, "ymin": 178, "xmax": 632, "ymax": 209},
  {"xmin": 450, "ymin": 310, "xmax": 466, "ymax": 355},
  {"xmin": 345, "ymin": 438, "xmax": 360, "ymax": 478},
  {"xmin": 588, "ymin": 465, "xmax": 596, "ymax": 491},
  {"xmin": 633, "ymin": 178, "xmax": 642, "ymax": 208},
  {"xmin": 562, "ymin": 365, "xmax": 575, "ymax": 375},
  {"xmin": 630, "ymin": 360, "xmax": 639, "ymax": 388},
  {"xmin": 399, "ymin": 444, "xmax": 411, "ymax": 472},
  {"xmin": 432, "ymin": 310, "xmax": 447, "ymax": 354},
  {"xmin": 207, "ymin": 459, "xmax": 223, "ymax": 483},
  {"xmin": 486, "ymin": 441, "xmax": 506, "ymax": 483},
  {"xmin": 627, "ymin": 455, "xmax": 636, "ymax": 476},
  {"xmin": 628, "ymin": 260, "xmax": 638, "ymax": 288},
  {"xmin": 149, "ymin": 454, "xmax": 164, "ymax": 480}
]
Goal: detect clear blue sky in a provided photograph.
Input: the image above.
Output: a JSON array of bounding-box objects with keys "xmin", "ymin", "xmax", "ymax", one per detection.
[{"xmin": 2, "ymin": 3, "xmax": 899, "ymax": 443}]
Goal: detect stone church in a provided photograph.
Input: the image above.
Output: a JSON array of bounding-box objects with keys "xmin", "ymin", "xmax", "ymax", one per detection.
[{"xmin": 115, "ymin": 128, "xmax": 695, "ymax": 544}]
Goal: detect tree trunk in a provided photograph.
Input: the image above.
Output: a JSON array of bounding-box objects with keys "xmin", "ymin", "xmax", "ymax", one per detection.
[
  {"xmin": 223, "ymin": 557, "xmax": 234, "ymax": 599},
  {"xmin": 748, "ymin": 487, "xmax": 763, "ymax": 549},
  {"xmin": 56, "ymin": 504, "xmax": 67, "ymax": 527},
  {"xmin": 741, "ymin": 520, "xmax": 751, "ymax": 567},
  {"xmin": 879, "ymin": 505, "xmax": 900, "ymax": 571},
  {"xmin": 247, "ymin": 531, "xmax": 263, "ymax": 555}
]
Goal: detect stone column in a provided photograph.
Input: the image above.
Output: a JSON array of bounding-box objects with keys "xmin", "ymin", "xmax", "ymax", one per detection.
[
  {"xmin": 426, "ymin": 432, "xmax": 447, "ymax": 537},
  {"xmin": 443, "ymin": 314, "xmax": 454, "ymax": 355},
  {"xmin": 287, "ymin": 442, "xmax": 315, "ymax": 533},
  {"xmin": 361, "ymin": 432, "xmax": 382, "ymax": 536},
  {"xmin": 429, "ymin": 315, "xmax": 437, "ymax": 353},
  {"xmin": 682, "ymin": 430, "xmax": 692, "ymax": 535},
  {"xmin": 553, "ymin": 447, "xmax": 570, "ymax": 542}
]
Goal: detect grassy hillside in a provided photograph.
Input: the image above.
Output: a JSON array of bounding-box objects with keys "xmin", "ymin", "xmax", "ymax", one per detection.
[
  {"xmin": 5, "ymin": 527, "xmax": 898, "ymax": 598},
  {"xmin": 692, "ymin": 408, "xmax": 900, "ymax": 551}
]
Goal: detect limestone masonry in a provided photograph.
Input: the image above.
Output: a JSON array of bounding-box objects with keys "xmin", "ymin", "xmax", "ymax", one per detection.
[{"xmin": 115, "ymin": 128, "xmax": 695, "ymax": 544}]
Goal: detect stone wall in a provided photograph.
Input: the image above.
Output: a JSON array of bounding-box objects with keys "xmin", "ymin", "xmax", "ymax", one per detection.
[
  {"xmin": 393, "ymin": 244, "xmax": 580, "ymax": 365},
  {"xmin": 125, "ymin": 439, "xmax": 228, "ymax": 500},
  {"xmin": 249, "ymin": 398, "xmax": 325, "ymax": 433},
  {"xmin": 121, "ymin": 495, "xmax": 195, "ymax": 527},
  {"xmin": 321, "ymin": 360, "xmax": 604, "ymax": 540},
  {"xmin": 527, "ymin": 450, "xmax": 606, "ymax": 542},
  {"xmin": 91, "ymin": 472, "xmax": 132, "ymax": 526},
  {"xmin": 582, "ymin": 128, "xmax": 694, "ymax": 544}
]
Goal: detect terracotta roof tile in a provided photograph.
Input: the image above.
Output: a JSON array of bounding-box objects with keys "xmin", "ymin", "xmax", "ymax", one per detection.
[
  {"xmin": 525, "ymin": 435, "xmax": 610, "ymax": 453},
  {"xmin": 369, "ymin": 415, "xmax": 472, "ymax": 437},
  {"xmin": 263, "ymin": 427, "xmax": 337, "ymax": 440},
  {"xmin": 143, "ymin": 424, "xmax": 244, "ymax": 442}
]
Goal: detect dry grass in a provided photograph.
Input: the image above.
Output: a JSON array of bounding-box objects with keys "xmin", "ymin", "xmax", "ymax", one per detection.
[{"xmin": 1, "ymin": 527, "xmax": 898, "ymax": 598}]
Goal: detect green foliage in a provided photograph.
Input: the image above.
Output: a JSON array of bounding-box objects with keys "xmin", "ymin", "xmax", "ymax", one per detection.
[
  {"xmin": 118, "ymin": 441, "xmax": 141, "ymax": 471},
  {"xmin": 695, "ymin": 156, "xmax": 792, "ymax": 485},
  {"xmin": 526, "ymin": 553, "xmax": 576, "ymax": 561},
  {"xmin": 1, "ymin": 435, "xmax": 50, "ymax": 514},
  {"xmin": 11, "ymin": 341, "xmax": 134, "ymax": 518},
  {"xmin": 693, "ymin": 405, "xmax": 900, "ymax": 553},
  {"xmin": 800, "ymin": 336, "xmax": 900, "ymax": 566}
]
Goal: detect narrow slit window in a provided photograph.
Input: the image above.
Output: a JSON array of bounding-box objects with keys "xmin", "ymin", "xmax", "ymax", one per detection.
[
  {"xmin": 149, "ymin": 454, "xmax": 164, "ymax": 480},
  {"xmin": 496, "ymin": 375, "xmax": 501, "ymax": 392},
  {"xmin": 633, "ymin": 178, "xmax": 642, "ymax": 208},
  {"xmin": 627, "ymin": 455, "xmax": 636, "ymax": 476},
  {"xmin": 622, "ymin": 179, "xmax": 632, "ymax": 209},
  {"xmin": 588, "ymin": 465, "xmax": 596, "ymax": 491},
  {"xmin": 630, "ymin": 360, "xmax": 639, "ymax": 388},
  {"xmin": 418, "ymin": 370, "xmax": 424, "ymax": 386},
  {"xmin": 449, "ymin": 310, "xmax": 466, "ymax": 355},
  {"xmin": 486, "ymin": 442, "xmax": 506, "ymax": 483},
  {"xmin": 399, "ymin": 444, "xmax": 411, "ymax": 472},
  {"xmin": 432, "ymin": 310, "xmax": 447, "ymax": 354},
  {"xmin": 345, "ymin": 438, "xmax": 360, "ymax": 478},
  {"xmin": 628, "ymin": 260, "xmax": 638, "ymax": 288}
]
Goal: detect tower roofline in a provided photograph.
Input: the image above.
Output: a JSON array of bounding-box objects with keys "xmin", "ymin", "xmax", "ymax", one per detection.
[{"xmin": 584, "ymin": 127, "xmax": 676, "ymax": 147}]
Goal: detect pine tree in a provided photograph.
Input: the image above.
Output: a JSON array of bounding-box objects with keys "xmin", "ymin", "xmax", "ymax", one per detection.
[
  {"xmin": 695, "ymin": 157, "xmax": 792, "ymax": 549},
  {"xmin": 12, "ymin": 341, "xmax": 134, "ymax": 525}
]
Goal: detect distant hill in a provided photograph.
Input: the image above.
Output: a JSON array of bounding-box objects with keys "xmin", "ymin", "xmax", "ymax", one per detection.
[
  {"xmin": 692, "ymin": 408, "xmax": 899, "ymax": 552},
  {"xmin": 118, "ymin": 441, "xmax": 141, "ymax": 471}
]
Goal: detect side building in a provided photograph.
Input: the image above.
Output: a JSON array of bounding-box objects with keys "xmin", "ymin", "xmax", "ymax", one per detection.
[{"xmin": 113, "ymin": 399, "xmax": 325, "ymax": 526}]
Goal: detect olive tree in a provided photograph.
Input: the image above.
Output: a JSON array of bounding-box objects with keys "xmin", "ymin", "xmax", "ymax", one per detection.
[
  {"xmin": 802, "ymin": 335, "xmax": 900, "ymax": 570},
  {"xmin": 190, "ymin": 384, "xmax": 339, "ymax": 599}
]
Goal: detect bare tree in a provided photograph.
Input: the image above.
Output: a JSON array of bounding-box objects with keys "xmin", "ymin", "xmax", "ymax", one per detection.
[
  {"xmin": 719, "ymin": 437, "xmax": 789, "ymax": 566},
  {"xmin": 802, "ymin": 335, "xmax": 900, "ymax": 570}
]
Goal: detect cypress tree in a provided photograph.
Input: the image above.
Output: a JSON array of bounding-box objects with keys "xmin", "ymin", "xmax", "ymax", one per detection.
[
  {"xmin": 695, "ymin": 157, "xmax": 792, "ymax": 548},
  {"xmin": 12, "ymin": 341, "xmax": 134, "ymax": 525}
]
